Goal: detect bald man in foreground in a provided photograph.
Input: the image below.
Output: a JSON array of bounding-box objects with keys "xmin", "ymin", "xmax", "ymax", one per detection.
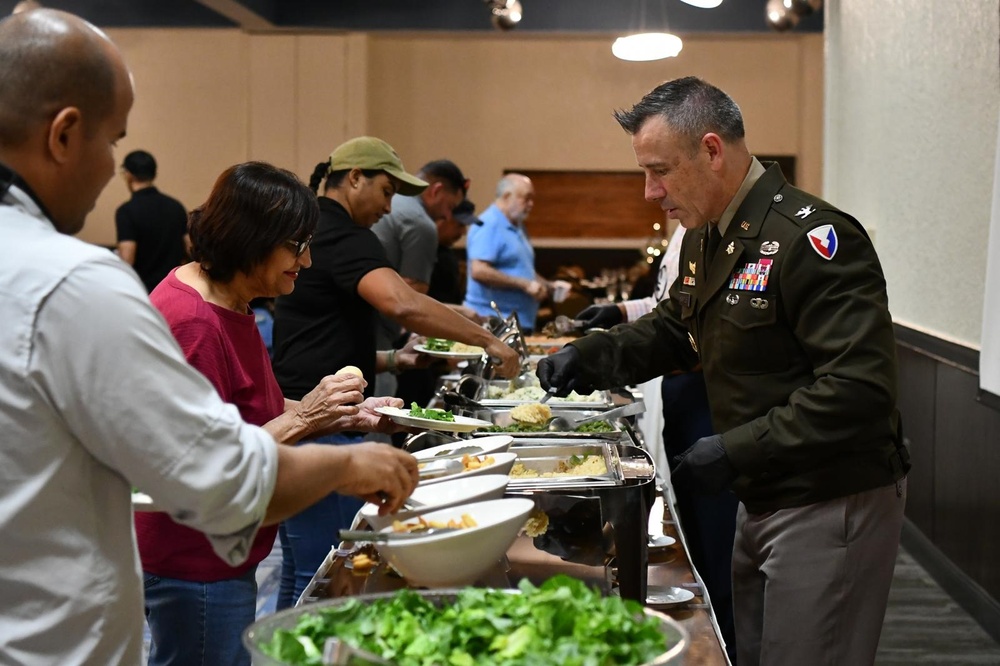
[{"xmin": 0, "ymin": 10, "xmax": 417, "ymax": 664}]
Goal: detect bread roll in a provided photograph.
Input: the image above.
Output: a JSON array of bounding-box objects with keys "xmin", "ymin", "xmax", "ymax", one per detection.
[{"xmin": 336, "ymin": 365, "xmax": 364, "ymax": 379}]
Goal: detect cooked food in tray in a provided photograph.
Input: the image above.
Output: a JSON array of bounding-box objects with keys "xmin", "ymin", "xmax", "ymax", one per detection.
[
  {"xmin": 511, "ymin": 454, "xmax": 608, "ymax": 478},
  {"xmin": 486, "ymin": 383, "xmax": 604, "ymax": 403},
  {"xmin": 483, "ymin": 420, "xmax": 614, "ymax": 434},
  {"xmin": 392, "ymin": 514, "xmax": 478, "ymax": 533},
  {"xmin": 509, "ymin": 402, "xmax": 551, "ymax": 424}
]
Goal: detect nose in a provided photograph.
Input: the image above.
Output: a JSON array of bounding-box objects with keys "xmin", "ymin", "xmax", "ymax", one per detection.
[
  {"xmin": 644, "ymin": 174, "xmax": 665, "ymax": 203},
  {"xmin": 298, "ymin": 246, "xmax": 313, "ymax": 268}
]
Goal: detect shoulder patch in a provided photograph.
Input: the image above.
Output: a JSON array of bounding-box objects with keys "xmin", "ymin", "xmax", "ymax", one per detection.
[{"xmin": 806, "ymin": 224, "xmax": 838, "ymax": 260}]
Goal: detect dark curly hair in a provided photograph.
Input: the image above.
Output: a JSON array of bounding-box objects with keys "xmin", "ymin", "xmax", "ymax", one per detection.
[{"xmin": 188, "ymin": 162, "xmax": 319, "ymax": 283}]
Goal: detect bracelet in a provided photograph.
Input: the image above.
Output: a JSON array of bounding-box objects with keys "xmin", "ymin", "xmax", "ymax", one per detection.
[{"xmin": 386, "ymin": 348, "xmax": 399, "ymax": 375}]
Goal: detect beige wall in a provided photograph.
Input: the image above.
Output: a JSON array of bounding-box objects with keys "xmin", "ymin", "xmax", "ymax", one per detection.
[{"xmin": 81, "ymin": 29, "xmax": 822, "ymax": 247}]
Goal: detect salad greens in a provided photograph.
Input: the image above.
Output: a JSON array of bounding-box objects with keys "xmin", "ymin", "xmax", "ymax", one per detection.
[
  {"xmin": 409, "ymin": 402, "xmax": 456, "ymax": 422},
  {"xmin": 424, "ymin": 338, "xmax": 455, "ymax": 352},
  {"xmin": 259, "ymin": 575, "xmax": 673, "ymax": 665}
]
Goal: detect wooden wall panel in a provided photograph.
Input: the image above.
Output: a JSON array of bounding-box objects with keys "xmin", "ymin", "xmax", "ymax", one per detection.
[
  {"xmin": 897, "ymin": 346, "xmax": 937, "ymax": 536},
  {"xmin": 514, "ymin": 170, "xmax": 660, "ymax": 239},
  {"xmin": 933, "ymin": 365, "xmax": 1000, "ymax": 601}
]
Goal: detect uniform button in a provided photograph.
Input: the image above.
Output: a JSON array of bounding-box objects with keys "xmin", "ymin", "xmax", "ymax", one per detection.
[{"xmin": 773, "ymin": 194, "xmax": 783, "ymax": 203}]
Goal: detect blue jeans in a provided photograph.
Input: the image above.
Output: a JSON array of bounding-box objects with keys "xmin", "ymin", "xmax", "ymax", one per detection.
[
  {"xmin": 144, "ymin": 567, "xmax": 257, "ymax": 666},
  {"xmin": 277, "ymin": 433, "xmax": 365, "ymax": 609}
]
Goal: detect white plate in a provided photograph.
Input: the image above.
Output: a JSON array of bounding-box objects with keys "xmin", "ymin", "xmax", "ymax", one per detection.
[
  {"xmin": 418, "ymin": 451, "xmax": 518, "ymax": 486},
  {"xmin": 412, "ymin": 435, "xmax": 513, "ymax": 460},
  {"xmin": 648, "ymin": 534, "xmax": 677, "ymax": 551},
  {"xmin": 646, "ymin": 585, "xmax": 695, "ymax": 608},
  {"xmin": 413, "ymin": 343, "xmax": 485, "ymax": 360},
  {"xmin": 374, "ymin": 406, "xmax": 492, "ymax": 433}
]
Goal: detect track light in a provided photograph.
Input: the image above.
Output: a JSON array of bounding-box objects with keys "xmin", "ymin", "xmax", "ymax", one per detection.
[
  {"xmin": 765, "ymin": 0, "xmax": 822, "ymax": 33},
  {"xmin": 485, "ymin": 0, "xmax": 523, "ymax": 31}
]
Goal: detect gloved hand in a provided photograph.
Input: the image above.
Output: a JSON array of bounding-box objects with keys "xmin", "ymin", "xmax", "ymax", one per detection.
[
  {"xmin": 575, "ymin": 304, "xmax": 623, "ymax": 330},
  {"xmin": 670, "ymin": 435, "xmax": 737, "ymax": 495},
  {"xmin": 536, "ymin": 345, "xmax": 585, "ymax": 397}
]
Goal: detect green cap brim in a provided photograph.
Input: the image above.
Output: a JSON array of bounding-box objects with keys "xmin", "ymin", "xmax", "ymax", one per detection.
[{"xmin": 386, "ymin": 168, "xmax": 428, "ymax": 196}]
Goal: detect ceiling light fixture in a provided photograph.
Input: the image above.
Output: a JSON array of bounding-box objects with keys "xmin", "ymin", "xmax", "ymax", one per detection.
[
  {"xmin": 485, "ymin": 0, "xmax": 523, "ymax": 31},
  {"xmin": 613, "ymin": 0, "xmax": 683, "ymax": 62},
  {"xmin": 766, "ymin": 0, "xmax": 822, "ymax": 32},
  {"xmin": 678, "ymin": 0, "xmax": 724, "ymax": 8}
]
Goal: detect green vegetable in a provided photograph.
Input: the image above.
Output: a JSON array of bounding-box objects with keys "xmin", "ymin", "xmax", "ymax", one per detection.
[
  {"xmin": 483, "ymin": 420, "xmax": 614, "ymax": 434},
  {"xmin": 409, "ymin": 402, "xmax": 456, "ymax": 422},
  {"xmin": 259, "ymin": 575, "xmax": 673, "ymax": 665},
  {"xmin": 424, "ymin": 337, "xmax": 455, "ymax": 352}
]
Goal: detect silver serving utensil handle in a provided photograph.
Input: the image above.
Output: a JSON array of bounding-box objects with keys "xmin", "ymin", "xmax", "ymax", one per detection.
[
  {"xmin": 323, "ymin": 637, "xmax": 395, "ymax": 665},
  {"xmin": 574, "ymin": 400, "xmax": 647, "ymax": 426},
  {"xmin": 339, "ymin": 527, "xmax": 462, "ymax": 542},
  {"xmin": 417, "ymin": 458, "xmax": 464, "ymax": 480},
  {"xmin": 538, "ymin": 387, "xmax": 558, "ymax": 404}
]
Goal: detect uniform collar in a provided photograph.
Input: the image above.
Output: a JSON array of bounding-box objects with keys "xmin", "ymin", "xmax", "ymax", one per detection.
[{"xmin": 716, "ymin": 156, "xmax": 766, "ymax": 238}]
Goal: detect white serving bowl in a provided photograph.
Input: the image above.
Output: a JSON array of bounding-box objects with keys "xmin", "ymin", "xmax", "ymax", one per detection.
[
  {"xmin": 374, "ymin": 497, "xmax": 534, "ymax": 588},
  {"xmin": 359, "ymin": 474, "xmax": 510, "ymax": 531},
  {"xmin": 411, "ymin": 435, "xmax": 513, "ymax": 460},
  {"xmin": 417, "ymin": 450, "xmax": 517, "ymax": 486}
]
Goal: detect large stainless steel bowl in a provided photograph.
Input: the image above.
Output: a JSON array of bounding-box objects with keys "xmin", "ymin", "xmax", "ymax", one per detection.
[{"xmin": 244, "ymin": 589, "xmax": 689, "ymax": 665}]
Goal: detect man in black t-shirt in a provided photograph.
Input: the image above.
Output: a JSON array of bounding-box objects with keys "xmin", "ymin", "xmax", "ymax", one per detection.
[{"xmin": 114, "ymin": 150, "xmax": 188, "ymax": 292}]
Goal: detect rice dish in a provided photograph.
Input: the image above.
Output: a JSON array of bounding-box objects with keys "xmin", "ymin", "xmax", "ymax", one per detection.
[{"xmin": 510, "ymin": 455, "xmax": 608, "ymax": 478}]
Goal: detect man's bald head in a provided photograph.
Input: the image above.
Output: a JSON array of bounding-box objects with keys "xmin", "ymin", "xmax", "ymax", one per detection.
[{"xmin": 0, "ymin": 9, "xmax": 118, "ymax": 148}]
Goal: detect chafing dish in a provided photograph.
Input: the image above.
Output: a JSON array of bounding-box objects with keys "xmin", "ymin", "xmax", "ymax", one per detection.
[
  {"xmin": 507, "ymin": 441, "xmax": 623, "ymax": 489},
  {"xmin": 471, "ymin": 408, "xmax": 624, "ymax": 440}
]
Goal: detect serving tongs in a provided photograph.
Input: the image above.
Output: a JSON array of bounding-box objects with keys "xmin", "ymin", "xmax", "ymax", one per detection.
[
  {"xmin": 322, "ymin": 637, "xmax": 395, "ymax": 665},
  {"xmin": 545, "ymin": 400, "xmax": 647, "ymax": 432}
]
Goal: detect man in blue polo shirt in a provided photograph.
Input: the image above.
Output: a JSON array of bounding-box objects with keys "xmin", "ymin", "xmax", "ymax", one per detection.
[{"xmin": 464, "ymin": 173, "xmax": 549, "ymax": 330}]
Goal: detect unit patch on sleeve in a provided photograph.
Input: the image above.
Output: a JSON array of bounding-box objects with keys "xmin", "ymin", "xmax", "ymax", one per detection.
[
  {"xmin": 806, "ymin": 224, "xmax": 838, "ymax": 260},
  {"xmin": 728, "ymin": 258, "xmax": 772, "ymax": 292}
]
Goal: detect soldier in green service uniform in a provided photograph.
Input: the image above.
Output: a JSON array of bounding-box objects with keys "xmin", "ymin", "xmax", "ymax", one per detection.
[{"xmin": 538, "ymin": 77, "xmax": 910, "ymax": 666}]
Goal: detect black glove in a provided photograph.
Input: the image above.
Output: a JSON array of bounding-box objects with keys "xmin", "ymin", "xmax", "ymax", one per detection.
[
  {"xmin": 536, "ymin": 345, "xmax": 585, "ymax": 397},
  {"xmin": 575, "ymin": 304, "xmax": 623, "ymax": 330},
  {"xmin": 670, "ymin": 435, "xmax": 737, "ymax": 495}
]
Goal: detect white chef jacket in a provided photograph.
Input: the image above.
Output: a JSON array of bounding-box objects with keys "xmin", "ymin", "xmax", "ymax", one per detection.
[{"xmin": 0, "ymin": 184, "xmax": 278, "ymax": 665}]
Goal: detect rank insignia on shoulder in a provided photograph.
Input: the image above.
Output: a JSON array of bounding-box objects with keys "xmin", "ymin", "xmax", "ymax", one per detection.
[
  {"xmin": 683, "ymin": 276, "xmax": 696, "ymax": 286},
  {"xmin": 806, "ymin": 224, "xmax": 838, "ymax": 260},
  {"xmin": 728, "ymin": 258, "xmax": 773, "ymax": 291},
  {"xmin": 796, "ymin": 204, "xmax": 816, "ymax": 219},
  {"xmin": 760, "ymin": 241, "xmax": 779, "ymax": 255}
]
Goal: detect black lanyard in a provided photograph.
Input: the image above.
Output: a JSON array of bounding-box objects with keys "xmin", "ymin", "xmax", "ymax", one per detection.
[{"xmin": 0, "ymin": 161, "xmax": 55, "ymax": 221}]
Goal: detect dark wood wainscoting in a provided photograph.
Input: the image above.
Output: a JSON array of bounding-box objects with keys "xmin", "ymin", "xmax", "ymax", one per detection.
[{"xmin": 895, "ymin": 323, "xmax": 1000, "ymax": 643}]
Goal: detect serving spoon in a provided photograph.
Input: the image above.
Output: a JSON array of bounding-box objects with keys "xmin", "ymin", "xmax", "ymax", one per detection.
[{"xmin": 546, "ymin": 401, "xmax": 647, "ymax": 432}]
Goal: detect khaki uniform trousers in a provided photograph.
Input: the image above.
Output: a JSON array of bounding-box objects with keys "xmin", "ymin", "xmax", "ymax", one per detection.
[{"xmin": 732, "ymin": 479, "xmax": 906, "ymax": 666}]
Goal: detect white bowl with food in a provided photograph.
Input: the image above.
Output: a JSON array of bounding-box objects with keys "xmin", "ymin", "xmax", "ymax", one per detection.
[
  {"xmin": 373, "ymin": 497, "xmax": 534, "ymax": 587},
  {"xmin": 359, "ymin": 474, "xmax": 510, "ymax": 531},
  {"xmin": 417, "ymin": 450, "xmax": 518, "ymax": 486}
]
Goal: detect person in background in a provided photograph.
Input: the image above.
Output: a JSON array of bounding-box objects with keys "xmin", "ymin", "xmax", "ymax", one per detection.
[
  {"xmin": 271, "ymin": 137, "xmax": 519, "ymax": 608},
  {"xmin": 394, "ymin": 198, "xmax": 483, "ymax": 429},
  {"xmin": 574, "ymin": 216, "xmax": 738, "ymax": 663},
  {"xmin": 539, "ymin": 76, "xmax": 908, "ymax": 666},
  {"xmin": 370, "ymin": 158, "xmax": 470, "ymax": 396},
  {"xmin": 140, "ymin": 161, "xmax": 409, "ymax": 666},
  {"xmin": 115, "ymin": 149, "xmax": 189, "ymax": 292},
  {"xmin": 0, "ymin": 10, "xmax": 416, "ymax": 665},
  {"xmin": 464, "ymin": 173, "xmax": 550, "ymax": 331}
]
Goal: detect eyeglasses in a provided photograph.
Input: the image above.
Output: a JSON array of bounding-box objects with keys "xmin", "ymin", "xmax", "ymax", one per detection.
[{"xmin": 285, "ymin": 234, "xmax": 313, "ymax": 257}]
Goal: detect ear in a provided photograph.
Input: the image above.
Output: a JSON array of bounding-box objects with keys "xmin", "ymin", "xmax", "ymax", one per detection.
[
  {"xmin": 47, "ymin": 107, "xmax": 84, "ymax": 165},
  {"xmin": 348, "ymin": 168, "xmax": 364, "ymax": 188},
  {"xmin": 701, "ymin": 133, "xmax": 725, "ymax": 171}
]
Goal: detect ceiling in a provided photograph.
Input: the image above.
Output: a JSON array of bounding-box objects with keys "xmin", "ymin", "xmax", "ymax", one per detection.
[{"xmin": 0, "ymin": 0, "xmax": 823, "ymax": 34}]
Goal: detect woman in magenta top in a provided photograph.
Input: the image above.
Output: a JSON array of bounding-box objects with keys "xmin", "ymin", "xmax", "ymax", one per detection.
[{"xmin": 138, "ymin": 162, "xmax": 402, "ymax": 666}]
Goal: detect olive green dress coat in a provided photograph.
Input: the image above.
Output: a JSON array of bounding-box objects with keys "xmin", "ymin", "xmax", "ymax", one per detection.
[{"xmin": 572, "ymin": 163, "xmax": 908, "ymax": 512}]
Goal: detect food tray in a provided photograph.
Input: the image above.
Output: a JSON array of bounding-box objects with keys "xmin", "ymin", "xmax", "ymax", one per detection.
[
  {"xmin": 478, "ymin": 380, "xmax": 614, "ymax": 409},
  {"xmin": 470, "ymin": 408, "xmax": 623, "ymax": 440},
  {"xmin": 506, "ymin": 442, "xmax": 624, "ymax": 490}
]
